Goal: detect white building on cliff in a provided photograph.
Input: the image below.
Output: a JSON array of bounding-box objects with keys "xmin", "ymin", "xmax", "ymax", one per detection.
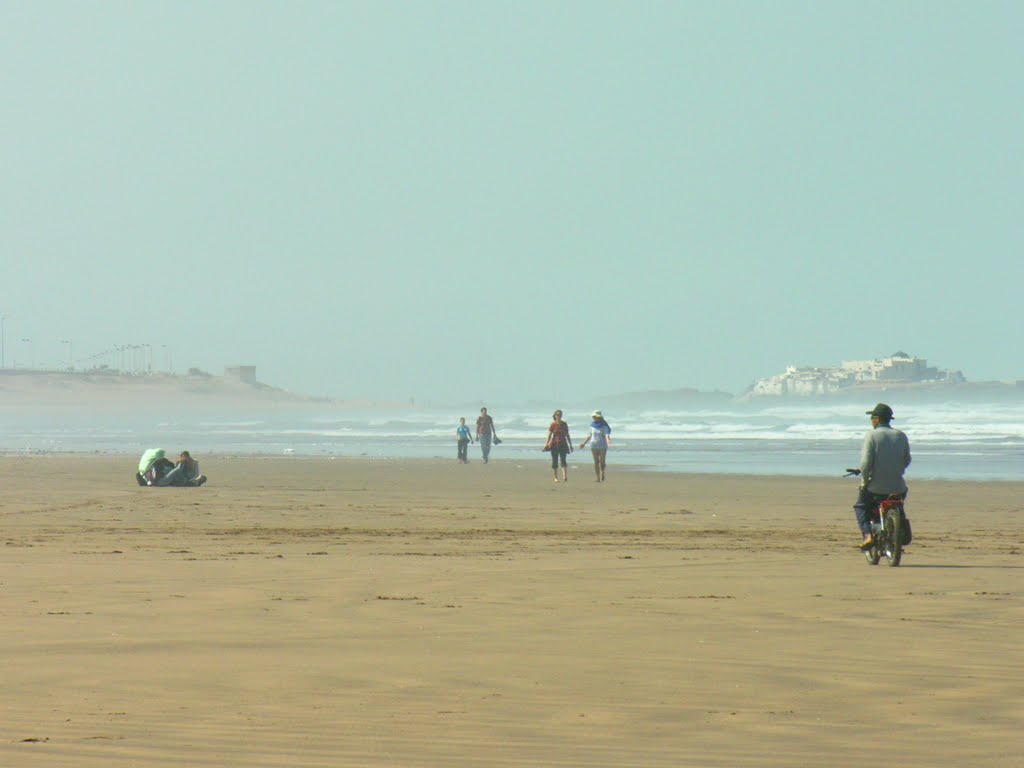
[{"xmin": 750, "ymin": 353, "xmax": 965, "ymax": 396}]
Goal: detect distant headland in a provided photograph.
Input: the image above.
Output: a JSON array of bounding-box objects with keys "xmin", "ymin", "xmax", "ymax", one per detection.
[{"xmin": 0, "ymin": 366, "xmax": 404, "ymax": 411}]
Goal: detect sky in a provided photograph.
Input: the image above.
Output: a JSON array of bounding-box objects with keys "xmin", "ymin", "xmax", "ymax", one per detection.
[{"xmin": 2, "ymin": 1, "xmax": 1022, "ymax": 403}]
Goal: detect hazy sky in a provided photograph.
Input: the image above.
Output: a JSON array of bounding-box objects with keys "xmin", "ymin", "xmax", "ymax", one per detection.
[{"xmin": 2, "ymin": 1, "xmax": 1021, "ymax": 403}]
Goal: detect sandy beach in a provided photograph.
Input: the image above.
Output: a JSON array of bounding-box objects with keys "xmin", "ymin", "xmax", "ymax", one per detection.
[{"xmin": 1, "ymin": 456, "xmax": 1021, "ymax": 767}]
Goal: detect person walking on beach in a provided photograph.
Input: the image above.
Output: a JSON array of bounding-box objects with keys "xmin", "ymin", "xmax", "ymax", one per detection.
[
  {"xmin": 476, "ymin": 407, "xmax": 498, "ymax": 463},
  {"xmin": 544, "ymin": 409, "xmax": 573, "ymax": 482},
  {"xmin": 854, "ymin": 403, "xmax": 911, "ymax": 550},
  {"xmin": 578, "ymin": 410, "xmax": 612, "ymax": 482},
  {"xmin": 456, "ymin": 417, "xmax": 473, "ymax": 463}
]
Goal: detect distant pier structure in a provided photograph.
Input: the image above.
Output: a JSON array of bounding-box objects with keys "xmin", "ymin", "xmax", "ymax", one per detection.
[
  {"xmin": 750, "ymin": 353, "xmax": 965, "ymax": 396},
  {"xmin": 224, "ymin": 365, "xmax": 258, "ymax": 384}
]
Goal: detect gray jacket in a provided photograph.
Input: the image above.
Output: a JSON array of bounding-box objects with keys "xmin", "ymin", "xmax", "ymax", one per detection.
[{"xmin": 860, "ymin": 424, "xmax": 911, "ymax": 494}]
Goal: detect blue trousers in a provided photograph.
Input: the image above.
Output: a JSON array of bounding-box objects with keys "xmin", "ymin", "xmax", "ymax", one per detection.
[{"xmin": 854, "ymin": 487, "xmax": 907, "ymax": 534}]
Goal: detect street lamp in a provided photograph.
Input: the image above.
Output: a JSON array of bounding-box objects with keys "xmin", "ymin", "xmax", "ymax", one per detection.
[
  {"xmin": 162, "ymin": 344, "xmax": 173, "ymax": 374},
  {"xmin": 0, "ymin": 314, "xmax": 8, "ymax": 369},
  {"xmin": 21, "ymin": 339, "xmax": 33, "ymax": 370},
  {"xmin": 59, "ymin": 339, "xmax": 73, "ymax": 371}
]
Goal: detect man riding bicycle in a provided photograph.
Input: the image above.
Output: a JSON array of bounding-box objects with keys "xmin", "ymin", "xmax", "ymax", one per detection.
[{"xmin": 855, "ymin": 403, "xmax": 911, "ymax": 550}]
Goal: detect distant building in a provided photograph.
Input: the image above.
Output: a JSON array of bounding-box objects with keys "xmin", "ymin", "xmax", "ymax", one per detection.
[
  {"xmin": 224, "ymin": 365, "xmax": 258, "ymax": 384},
  {"xmin": 750, "ymin": 353, "xmax": 964, "ymax": 396}
]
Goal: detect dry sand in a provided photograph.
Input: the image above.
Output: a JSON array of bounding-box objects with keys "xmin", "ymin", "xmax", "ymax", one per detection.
[{"xmin": 1, "ymin": 456, "xmax": 1021, "ymax": 767}]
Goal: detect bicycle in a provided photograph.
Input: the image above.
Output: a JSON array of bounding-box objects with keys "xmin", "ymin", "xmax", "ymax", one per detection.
[{"xmin": 844, "ymin": 469, "xmax": 907, "ymax": 567}]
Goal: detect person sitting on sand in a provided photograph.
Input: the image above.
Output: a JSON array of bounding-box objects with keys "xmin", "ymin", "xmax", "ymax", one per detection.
[
  {"xmin": 176, "ymin": 451, "xmax": 207, "ymax": 486},
  {"xmin": 544, "ymin": 409, "xmax": 573, "ymax": 483},
  {"xmin": 578, "ymin": 410, "xmax": 612, "ymax": 482}
]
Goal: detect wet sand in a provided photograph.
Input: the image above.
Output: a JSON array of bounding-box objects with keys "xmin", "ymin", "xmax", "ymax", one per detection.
[{"xmin": 1, "ymin": 456, "xmax": 1021, "ymax": 767}]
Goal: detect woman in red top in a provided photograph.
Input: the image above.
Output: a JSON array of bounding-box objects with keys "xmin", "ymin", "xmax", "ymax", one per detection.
[{"xmin": 544, "ymin": 409, "xmax": 573, "ymax": 483}]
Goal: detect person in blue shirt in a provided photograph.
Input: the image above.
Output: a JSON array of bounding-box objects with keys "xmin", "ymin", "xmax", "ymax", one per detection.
[
  {"xmin": 455, "ymin": 417, "xmax": 474, "ymax": 464},
  {"xmin": 578, "ymin": 410, "xmax": 612, "ymax": 482}
]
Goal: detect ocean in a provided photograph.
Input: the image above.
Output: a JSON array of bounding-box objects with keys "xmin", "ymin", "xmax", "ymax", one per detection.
[{"xmin": 3, "ymin": 399, "xmax": 1023, "ymax": 481}]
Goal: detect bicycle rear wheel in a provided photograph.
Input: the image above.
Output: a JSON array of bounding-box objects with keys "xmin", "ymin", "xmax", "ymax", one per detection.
[
  {"xmin": 883, "ymin": 508, "xmax": 903, "ymax": 567},
  {"xmin": 863, "ymin": 532, "xmax": 881, "ymax": 565}
]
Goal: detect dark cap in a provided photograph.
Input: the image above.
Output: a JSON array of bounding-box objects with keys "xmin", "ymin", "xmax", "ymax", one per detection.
[{"xmin": 867, "ymin": 403, "xmax": 894, "ymax": 420}]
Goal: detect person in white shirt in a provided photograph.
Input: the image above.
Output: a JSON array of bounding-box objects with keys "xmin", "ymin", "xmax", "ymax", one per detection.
[{"xmin": 578, "ymin": 410, "xmax": 612, "ymax": 482}]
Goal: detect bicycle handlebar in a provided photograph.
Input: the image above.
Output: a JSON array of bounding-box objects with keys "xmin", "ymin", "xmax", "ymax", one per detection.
[{"xmin": 843, "ymin": 468, "xmax": 862, "ymax": 477}]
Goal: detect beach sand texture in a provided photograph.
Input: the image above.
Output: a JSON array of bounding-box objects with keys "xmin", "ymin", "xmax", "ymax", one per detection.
[{"xmin": 2, "ymin": 457, "xmax": 1021, "ymax": 767}]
